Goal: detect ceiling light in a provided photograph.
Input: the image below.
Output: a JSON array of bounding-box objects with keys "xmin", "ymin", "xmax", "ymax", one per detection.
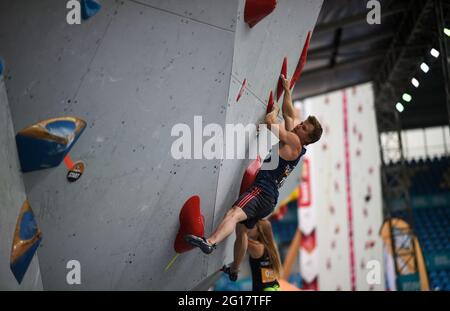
[
  {"xmin": 411, "ymin": 78, "xmax": 419, "ymax": 88},
  {"xmin": 444, "ymin": 28, "xmax": 450, "ymax": 37},
  {"xmin": 420, "ymin": 62, "xmax": 430, "ymax": 73},
  {"xmin": 430, "ymin": 48, "xmax": 440, "ymax": 58},
  {"xmin": 396, "ymin": 102, "xmax": 404, "ymax": 113},
  {"xmin": 402, "ymin": 93, "xmax": 412, "ymax": 102}
]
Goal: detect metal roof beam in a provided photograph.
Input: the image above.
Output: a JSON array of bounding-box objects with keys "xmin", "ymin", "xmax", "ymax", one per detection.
[
  {"xmin": 309, "ymin": 32, "xmax": 394, "ymax": 58},
  {"xmin": 315, "ymin": 5, "xmax": 406, "ymax": 34}
]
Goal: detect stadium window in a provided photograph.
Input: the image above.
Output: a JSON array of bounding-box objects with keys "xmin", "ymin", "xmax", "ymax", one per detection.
[{"xmin": 425, "ymin": 127, "xmax": 445, "ymax": 158}]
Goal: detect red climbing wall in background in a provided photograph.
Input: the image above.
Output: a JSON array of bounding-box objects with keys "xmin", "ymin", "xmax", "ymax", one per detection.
[{"xmin": 301, "ymin": 83, "xmax": 384, "ymax": 291}]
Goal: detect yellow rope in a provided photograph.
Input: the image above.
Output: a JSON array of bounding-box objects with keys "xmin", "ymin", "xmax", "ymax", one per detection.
[{"xmin": 164, "ymin": 253, "xmax": 180, "ymax": 272}]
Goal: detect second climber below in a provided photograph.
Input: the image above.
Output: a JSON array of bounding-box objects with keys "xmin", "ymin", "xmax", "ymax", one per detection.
[{"xmin": 185, "ymin": 74, "xmax": 323, "ymax": 281}]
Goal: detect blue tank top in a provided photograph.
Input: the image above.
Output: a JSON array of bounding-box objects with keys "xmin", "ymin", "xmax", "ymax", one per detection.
[{"xmin": 253, "ymin": 146, "xmax": 306, "ymax": 203}]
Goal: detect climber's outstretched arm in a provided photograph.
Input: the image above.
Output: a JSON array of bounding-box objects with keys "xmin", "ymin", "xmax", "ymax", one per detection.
[
  {"xmin": 281, "ymin": 74, "xmax": 295, "ymax": 131},
  {"xmin": 265, "ymin": 105, "xmax": 301, "ymax": 158}
]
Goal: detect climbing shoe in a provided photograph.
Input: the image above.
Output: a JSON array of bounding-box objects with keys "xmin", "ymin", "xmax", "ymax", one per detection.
[
  {"xmin": 222, "ymin": 265, "xmax": 238, "ymax": 282},
  {"xmin": 184, "ymin": 235, "xmax": 216, "ymax": 254}
]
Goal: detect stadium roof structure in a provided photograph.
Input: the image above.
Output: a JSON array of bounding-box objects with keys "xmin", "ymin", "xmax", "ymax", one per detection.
[{"xmin": 294, "ymin": 0, "xmax": 450, "ymax": 132}]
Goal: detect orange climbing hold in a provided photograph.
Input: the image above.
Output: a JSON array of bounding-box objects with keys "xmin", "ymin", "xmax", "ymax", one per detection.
[
  {"xmin": 239, "ymin": 155, "xmax": 262, "ymax": 195},
  {"xmin": 63, "ymin": 154, "xmax": 75, "ymax": 169},
  {"xmin": 244, "ymin": 0, "xmax": 277, "ymax": 28},
  {"xmin": 174, "ymin": 196, "xmax": 205, "ymax": 253},
  {"xmin": 276, "ymin": 57, "xmax": 288, "ymax": 101},
  {"xmin": 290, "ymin": 31, "xmax": 311, "ymax": 90}
]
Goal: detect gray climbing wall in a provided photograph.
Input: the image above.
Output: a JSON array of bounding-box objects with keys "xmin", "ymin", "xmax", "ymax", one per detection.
[
  {"xmin": 0, "ymin": 0, "xmax": 322, "ymax": 290},
  {"xmin": 0, "ymin": 0, "xmax": 237, "ymax": 290},
  {"xmin": 0, "ymin": 78, "xmax": 43, "ymax": 290}
]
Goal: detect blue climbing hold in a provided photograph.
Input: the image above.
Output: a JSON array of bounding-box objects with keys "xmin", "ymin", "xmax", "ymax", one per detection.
[
  {"xmin": 15, "ymin": 116, "xmax": 86, "ymax": 172},
  {"xmin": 19, "ymin": 211, "xmax": 38, "ymax": 241},
  {"xmin": 81, "ymin": 0, "xmax": 102, "ymax": 20},
  {"xmin": 10, "ymin": 239, "xmax": 41, "ymax": 284},
  {"xmin": 0, "ymin": 57, "xmax": 4, "ymax": 76},
  {"xmin": 10, "ymin": 201, "xmax": 42, "ymax": 284}
]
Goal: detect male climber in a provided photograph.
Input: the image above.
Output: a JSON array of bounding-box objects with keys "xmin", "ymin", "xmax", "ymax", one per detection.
[{"xmin": 185, "ymin": 74, "xmax": 322, "ymax": 281}]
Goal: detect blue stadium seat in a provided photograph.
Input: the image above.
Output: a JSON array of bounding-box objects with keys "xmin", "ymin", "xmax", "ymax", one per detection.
[{"xmin": 387, "ymin": 157, "xmax": 450, "ymax": 290}]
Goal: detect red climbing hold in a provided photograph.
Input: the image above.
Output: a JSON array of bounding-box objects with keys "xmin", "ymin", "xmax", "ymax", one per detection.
[
  {"xmin": 334, "ymin": 181, "xmax": 340, "ymax": 192},
  {"xmin": 276, "ymin": 57, "xmax": 288, "ymax": 101},
  {"xmin": 239, "ymin": 155, "xmax": 262, "ymax": 195},
  {"xmin": 358, "ymin": 133, "xmax": 363, "ymax": 142},
  {"xmin": 301, "ymin": 231, "xmax": 316, "ymax": 252},
  {"xmin": 266, "ymin": 91, "xmax": 274, "ymax": 114},
  {"xmin": 360, "ymin": 259, "xmax": 366, "ymax": 270},
  {"xmin": 290, "ymin": 31, "xmax": 311, "ymax": 89},
  {"xmin": 334, "ymin": 225, "xmax": 340, "ymax": 234},
  {"xmin": 326, "ymin": 258, "xmax": 332, "ymax": 270},
  {"xmin": 174, "ymin": 195, "xmax": 205, "ymax": 253},
  {"xmin": 270, "ymin": 204, "xmax": 287, "ymax": 221},
  {"xmin": 331, "ymin": 240, "xmax": 336, "ymax": 249},
  {"xmin": 303, "ymin": 278, "xmax": 318, "ymax": 291},
  {"xmin": 329, "ymin": 205, "xmax": 335, "ymax": 214},
  {"xmin": 365, "ymin": 240, "xmax": 375, "ymax": 250},
  {"xmin": 244, "ymin": 0, "xmax": 277, "ymax": 28},
  {"xmin": 236, "ymin": 79, "xmax": 247, "ymax": 102}
]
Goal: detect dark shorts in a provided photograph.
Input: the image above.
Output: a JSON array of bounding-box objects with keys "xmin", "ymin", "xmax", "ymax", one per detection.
[{"xmin": 233, "ymin": 186, "xmax": 276, "ymax": 229}]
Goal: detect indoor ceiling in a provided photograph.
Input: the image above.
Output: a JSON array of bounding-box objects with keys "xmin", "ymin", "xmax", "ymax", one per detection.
[{"xmin": 293, "ymin": 0, "xmax": 450, "ymax": 132}]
